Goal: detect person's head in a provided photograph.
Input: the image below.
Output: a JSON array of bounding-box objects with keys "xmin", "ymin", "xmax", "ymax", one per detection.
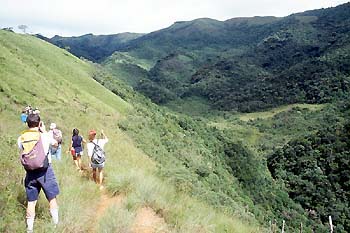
[
  {"xmin": 88, "ymin": 130, "xmax": 96, "ymax": 141},
  {"xmin": 26, "ymin": 113, "xmax": 40, "ymax": 128},
  {"xmin": 72, "ymin": 128, "xmax": 79, "ymax": 136},
  {"xmin": 50, "ymin": 123, "xmax": 57, "ymax": 130}
]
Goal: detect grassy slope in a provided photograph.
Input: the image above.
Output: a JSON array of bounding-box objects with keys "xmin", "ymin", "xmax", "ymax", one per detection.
[{"xmin": 0, "ymin": 30, "xmax": 261, "ymax": 232}]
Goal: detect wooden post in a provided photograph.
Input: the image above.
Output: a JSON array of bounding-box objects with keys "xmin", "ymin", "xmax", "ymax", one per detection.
[
  {"xmin": 271, "ymin": 219, "xmax": 277, "ymax": 233},
  {"xmin": 329, "ymin": 216, "xmax": 333, "ymax": 233},
  {"xmin": 300, "ymin": 222, "xmax": 303, "ymax": 233},
  {"xmin": 281, "ymin": 220, "xmax": 285, "ymax": 233}
]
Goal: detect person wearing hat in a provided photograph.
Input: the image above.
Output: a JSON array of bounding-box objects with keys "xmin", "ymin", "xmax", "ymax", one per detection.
[
  {"xmin": 87, "ymin": 129, "xmax": 108, "ymax": 187},
  {"xmin": 49, "ymin": 123, "xmax": 63, "ymax": 161}
]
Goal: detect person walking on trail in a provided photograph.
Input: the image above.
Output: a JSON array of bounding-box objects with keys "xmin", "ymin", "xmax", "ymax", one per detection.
[
  {"xmin": 49, "ymin": 123, "xmax": 63, "ymax": 161},
  {"xmin": 18, "ymin": 114, "xmax": 60, "ymax": 233},
  {"xmin": 70, "ymin": 128, "xmax": 86, "ymax": 170},
  {"xmin": 21, "ymin": 110, "xmax": 28, "ymax": 124},
  {"xmin": 87, "ymin": 129, "xmax": 108, "ymax": 187}
]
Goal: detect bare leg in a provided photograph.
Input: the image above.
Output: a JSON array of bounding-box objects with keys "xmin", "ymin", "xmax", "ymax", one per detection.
[
  {"xmin": 74, "ymin": 159, "xmax": 80, "ymax": 170},
  {"xmin": 49, "ymin": 198, "xmax": 59, "ymax": 225},
  {"xmin": 93, "ymin": 168, "xmax": 97, "ymax": 183},
  {"xmin": 77, "ymin": 157, "xmax": 82, "ymax": 170},
  {"xmin": 26, "ymin": 201, "xmax": 37, "ymax": 232},
  {"xmin": 98, "ymin": 168, "xmax": 103, "ymax": 185}
]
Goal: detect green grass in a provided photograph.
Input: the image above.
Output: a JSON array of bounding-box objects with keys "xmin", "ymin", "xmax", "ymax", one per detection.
[
  {"xmin": 0, "ymin": 30, "xmax": 263, "ymax": 232},
  {"xmin": 238, "ymin": 104, "xmax": 325, "ymax": 122},
  {"xmin": 104, "ymin": 51, "xmax": 154, "ymax": 71}
]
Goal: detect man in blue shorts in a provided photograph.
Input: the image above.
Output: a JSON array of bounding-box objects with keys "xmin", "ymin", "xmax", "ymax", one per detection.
[{"xmin": 18, "ymin": 114, "xmax": 60, "ymax": 233}]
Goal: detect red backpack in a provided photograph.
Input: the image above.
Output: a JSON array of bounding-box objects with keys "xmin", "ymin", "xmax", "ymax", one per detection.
[{"xmin": 19, "ymin": 131, "xmax": 49, "ymax": 171}]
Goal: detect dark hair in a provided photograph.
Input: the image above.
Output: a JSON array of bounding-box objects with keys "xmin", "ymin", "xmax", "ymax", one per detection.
[
  {"xmin": 72, "ymin": 128, "xmax": 79, "ymax": 136},
  {"xmin": 27, "ymin": 114, "xmax": 40, "ymax": 128}
]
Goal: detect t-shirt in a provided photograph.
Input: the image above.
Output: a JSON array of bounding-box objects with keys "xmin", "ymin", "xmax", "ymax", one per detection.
[
  {"xmin": 87, "ymin": 138, "xmax": 109, "ymax": 157},
  {"xmin": 18, "ymin": 130, "xmax": 56, "ymax": 163},
  {"xmin": 72, "ymin": 135, "xmax": 84, "ymax": 153}
]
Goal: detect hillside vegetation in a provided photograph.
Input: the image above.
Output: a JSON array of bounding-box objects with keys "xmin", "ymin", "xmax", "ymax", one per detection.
[
  {"xmin": 106, "ymin": 3, "xmax": 350, "ymax": 112},
  {"xmin": 44, "ymin": 32, "xmax": 143, "ymax": 62},
  {"xmin": 48, "ymin": 3, "xmax": 350, "ymax": 113},
  {"xmin": 36, "ymin": 3, "xmax": 350, "ymax": 232},
  {"xmin": 0, "ymin": 30, "xmax": 263, "ymax": 232},
  {"xmin": 3, "ymin": 3, "xmax": 350, "ymax": 233}
]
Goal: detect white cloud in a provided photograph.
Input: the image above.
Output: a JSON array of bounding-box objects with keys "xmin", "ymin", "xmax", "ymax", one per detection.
[{"xmin": 0, "ymin": 0, "xmax": 348, "ymax": 37}]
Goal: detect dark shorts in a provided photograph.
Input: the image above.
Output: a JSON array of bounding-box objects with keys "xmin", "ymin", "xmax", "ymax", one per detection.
[
  {"xmin": 72, "ymin": 147, "xmax": 83, "ymax": 160},
  {"xmin": 74, "ymin": 146, "xmax": 83, "ymax": 154},
  {"xmin": 25, "ymin": 165, "xmax": 60, "ymax": 202}
]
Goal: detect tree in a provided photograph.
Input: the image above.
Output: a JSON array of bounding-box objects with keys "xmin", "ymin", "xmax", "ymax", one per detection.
[{"xmin": 18, "ymin": 25, "xmax": 28, "ymax": 33}]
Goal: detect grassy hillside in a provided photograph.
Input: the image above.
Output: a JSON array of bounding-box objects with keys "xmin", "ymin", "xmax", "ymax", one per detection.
[
  {"xmin": 101, "ymin": 3, "xmax": 350, "ymax": 112},
  {"xmin": 93, "ymin": 61, "xmax": 350, "ymax": 232},
  {"xmin": 0, "ymin": 30, "xmax": 262, "ymax": 232},
  {"xmin": 48, "ymin": 3, "xmax": 350, "ymax": 113},
  {"xmin": 46, "ymin": 32, "xmax": 144, "ymax": 62}
]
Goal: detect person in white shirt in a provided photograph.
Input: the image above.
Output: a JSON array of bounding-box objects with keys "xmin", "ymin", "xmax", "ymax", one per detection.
[
  {"xmin": 87, "ymin": 129, "xmax": 108, "ymax": 187},
  {"xmin": 48, "ymin": 123, "xmax": 62, "ymax": 161}
]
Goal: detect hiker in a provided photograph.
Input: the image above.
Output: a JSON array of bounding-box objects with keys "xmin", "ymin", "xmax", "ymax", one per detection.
[
  {"xmin": 21, "ymin": 110, "xmax": 28, "ymax": 124},
  {"xmin": 25, "ymin": 105, "xmax": 32, "ymax": 115},
  {"xmin": 32, "ymin": 108, "xmax": 40, "ymax": 115},
  {"xmin": 87, "ymin": 129, "xmax": 108, "ymax": 187},
  {"xmin": 18, "ymin": 114, "xmax": 60, "ymax": 233},
  {"xmin": 69, "ymin": 128, "xmax": 86, "ymax": 170},
  {"xmin": 49, "ymin": 123, "xmax": 63, "ymax": 160}
]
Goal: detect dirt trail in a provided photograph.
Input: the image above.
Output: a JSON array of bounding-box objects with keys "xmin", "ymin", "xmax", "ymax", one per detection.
[
  {"xmin": 88, "ymin": 189, "xmax": 124, "ymax": 233},
  {"xmin": 88, "ymin": 189, "xmax": 168, "ymax": 233},
  {"xmin": 131, "ymin": 207, "xmax": 168, "ymax": 233}
]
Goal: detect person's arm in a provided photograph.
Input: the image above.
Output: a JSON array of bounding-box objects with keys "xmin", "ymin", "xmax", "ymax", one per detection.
[
  {"xmin": 17, "ymin": 136, "xmax": 23, "ymax": 151},
  {"xmin": 39, "ymin": 121, "xmax": 47, "ymax": 133},
  {"xmin": 101, "ymin": 130, "xmax": 108, "ymax": 142},
  {"xmin": 87, "ymin": 142, "xmax": 93, "ymax": 157},
  {"xmin": 82, "ymin": 136, "xmax": 87, "ymax": 144},
  {"xmin": 67, "ymin": 140, "xmax": 73, "ymax": 154}
]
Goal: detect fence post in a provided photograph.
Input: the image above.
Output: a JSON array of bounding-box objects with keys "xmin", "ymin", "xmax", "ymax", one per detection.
[
  {"xmin": 329, "ymin": 216, "xmax": 333, "ymax": 233},
  {"xmin": 271, "ymin": 219, "xmax": 277, "ymax": 233}
]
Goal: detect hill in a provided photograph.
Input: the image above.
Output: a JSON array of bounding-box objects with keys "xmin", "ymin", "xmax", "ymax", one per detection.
[
  {"xmin": 101, "ymin": 2, "xmax": 350, "ymax": 112},
  {"xmin": 2, "ymin": 23, "xmax": 350, "ymax": 231},
  {"xmin": 0, "ymin": 29, "xmax": 263, "ymax": 232},
  {"xmin": 47, "ymin": 4, "xmax": 350, "ymax": 112},
  {"xmin": 43, "ymin": 32, "xmax": 144, "ymax": 62}
]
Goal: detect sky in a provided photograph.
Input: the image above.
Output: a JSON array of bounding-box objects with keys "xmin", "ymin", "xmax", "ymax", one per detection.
[{"xmin": 0, "ymin": 0, "xmax": 348, "ymax": 37}]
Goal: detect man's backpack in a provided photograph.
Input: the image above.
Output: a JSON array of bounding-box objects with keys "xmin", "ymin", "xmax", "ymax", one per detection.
[
  {"xmin": 52, "ymin": 129, "xmax": 62, "ymax": 144},
  {"xmin": 91, "ymin": 140, "xmax": 105, "ymax": 164},
  {"xmin": 20, "ymin": 131, "xmax": 49, "ymax": 171}
]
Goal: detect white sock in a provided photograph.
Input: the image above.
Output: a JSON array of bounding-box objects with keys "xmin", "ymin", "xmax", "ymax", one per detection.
[
  {"xmin": 26, "ymin": 215, "xmax": 35, "ymax": 231},
  {"xmin": 50, "ymin": 207, "xmax": 59, "ymax": 225}
]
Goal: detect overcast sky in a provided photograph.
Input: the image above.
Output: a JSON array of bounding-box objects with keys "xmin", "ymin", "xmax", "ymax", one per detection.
[{"xmin": 0, "ymin": 0, "xmax": 348, "ymax": 37}]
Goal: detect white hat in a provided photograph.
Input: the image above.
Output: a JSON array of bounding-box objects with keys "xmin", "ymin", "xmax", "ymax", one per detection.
[{"xmin": 50, "ymin": 123, "xmax": 57, "ymax": 130}]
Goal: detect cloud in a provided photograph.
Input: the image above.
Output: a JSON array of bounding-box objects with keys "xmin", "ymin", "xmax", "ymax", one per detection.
[{"xmin": 0, "ymin": 0, "xmax": 348, "ymax": 37}]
